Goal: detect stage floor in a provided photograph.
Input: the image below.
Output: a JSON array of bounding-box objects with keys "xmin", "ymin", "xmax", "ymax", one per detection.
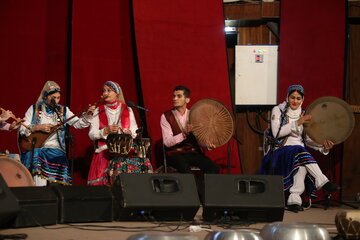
[{"xmin": 1, "ymin": 202, "xmax": 359, "ymax": 240}]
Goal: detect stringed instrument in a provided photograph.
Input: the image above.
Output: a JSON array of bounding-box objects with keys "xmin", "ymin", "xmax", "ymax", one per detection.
[{"xmin": 18, "ymin": 98, "xmax": 103, "ymax": 152}]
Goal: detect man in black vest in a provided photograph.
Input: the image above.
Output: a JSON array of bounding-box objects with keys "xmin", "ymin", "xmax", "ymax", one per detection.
[{"xmin": 160, "ymin": 86, "xmax": 219, "ymax": 174}]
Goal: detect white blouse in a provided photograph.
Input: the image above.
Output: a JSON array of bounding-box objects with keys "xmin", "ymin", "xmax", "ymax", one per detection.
[
  {"xmin": 270, "ymin": 105, "xmax": 328, "ymax": 155},
  {"xmin": 19, "ymin": 104, "xmax": 91, "ymax": 151},
  {"xmin": 88, "ymin": 104, "xmax": 138, "ymax": 153}
]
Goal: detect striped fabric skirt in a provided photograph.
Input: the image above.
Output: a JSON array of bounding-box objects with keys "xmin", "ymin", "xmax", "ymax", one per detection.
[
  {"xmin": 259, "ymin": 145, "xmax": 318, "ymax": 196},
  {"xmin": 21, "ymin": 147, "xmax": 71, "ymax": 185}
]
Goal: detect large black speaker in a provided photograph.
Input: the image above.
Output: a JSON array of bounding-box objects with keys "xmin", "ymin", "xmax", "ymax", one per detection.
[
  {"xmin": 0, "ymin": 174, "xmax": 20, "ymax": 227},
  {"xmin": 10, "ymin": 186, "xmax": 58, "ymax": 228},
  {"xmin": 203, "ymin": 174, "xmax": 284, "ymax": 222},
  {"xmin": 112, "ymin": 173, "xmax": 201, "ymax": 221},
  {"xmin": 52, "ymin": 185, "xmax": 113, "ymax": 223}
]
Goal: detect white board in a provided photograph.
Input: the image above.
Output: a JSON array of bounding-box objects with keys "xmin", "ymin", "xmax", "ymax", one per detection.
[{"xmin": 235, "ymin": 45, "xmax": 278, "ymax": 105}]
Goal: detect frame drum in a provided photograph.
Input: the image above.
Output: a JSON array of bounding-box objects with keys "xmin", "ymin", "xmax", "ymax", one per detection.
[
  {"xmin": 304, "ymin": 96, "xmax": 355, "ymax": 144},
  {"xmin": 0, "ymin": 156, "xmax": 34, "ymax": 187},
  {"xmin": 189, "ymin": 98, "xmax": 234, "ymax": 147}
]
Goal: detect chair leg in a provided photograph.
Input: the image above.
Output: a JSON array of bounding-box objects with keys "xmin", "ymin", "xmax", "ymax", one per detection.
[{"xmin": 162, "ymin": 143, "xmax": 168, "ymax": 173}]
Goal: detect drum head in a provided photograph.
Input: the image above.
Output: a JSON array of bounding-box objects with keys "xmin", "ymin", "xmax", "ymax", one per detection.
[
  {"xmin": 304, "ymin": 96, "xmax": 355, "ymax": 144},
  {"xmin": 0, "ymin": 157, "xmax": 34, "ymax": 187},
  {"xmin": 189, "ymin": 98, "xmax": 234, "ymax": 147}
]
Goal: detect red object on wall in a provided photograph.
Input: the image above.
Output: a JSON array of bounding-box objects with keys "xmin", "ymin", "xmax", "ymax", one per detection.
[
  {"xmin": 279, "ymin": 0, "xmax": 346, "ymax": 198},
  {"xmin": 70, "ymin": 0, "xmax": 140, "ymax": 184},
  {"xmin": 279, "ymin": 0, "xmax": 345, "ymax": 105},
  {"xmin": 132, "ymin": 0, "xmax": 241, "ymax": 173},
  {"xmin": 0, "ymin": 0, "xmax": 69, "ymax": 153}
]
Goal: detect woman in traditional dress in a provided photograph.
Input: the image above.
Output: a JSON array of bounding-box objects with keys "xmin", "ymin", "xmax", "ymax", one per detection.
[
  {"xmin": 87, "ymin": 81, "xmax": 152, "ymax": 185},
  {"xmin": 260, "ymin": 84, "xmax": 340, "ymax": 212},
  {"xmin": 19, "ymin": 81, "xmax": 94, "ymax": 186}
]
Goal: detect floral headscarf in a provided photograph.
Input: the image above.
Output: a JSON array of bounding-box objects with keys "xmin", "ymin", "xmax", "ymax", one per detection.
[{"xmin": 36, "ymin": 81, "xmax": 61, "ymax": 104}]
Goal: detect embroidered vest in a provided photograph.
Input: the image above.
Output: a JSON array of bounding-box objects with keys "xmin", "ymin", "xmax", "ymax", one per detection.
[
  {"xmin": 163, "ymin": 109, "xmax": 201, "ymax": 156},
  {"xmin": 96, "ymin": 103, "xmax": 130, "ymax": 147},
  {"xmin": 31, "ymin": 103, "xmax": 66, "ymax": 150}
]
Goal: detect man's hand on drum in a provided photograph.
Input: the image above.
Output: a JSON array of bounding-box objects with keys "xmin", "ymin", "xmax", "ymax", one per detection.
[
  {"xmin": 183, "ymin": 124, "xmax": 193, "ymax": 137},
  {"xmin": 32, "ymin": 123, "xmax": 54, "ymax": 133},
  {"xmin": 323, "ymin": 140, "xmax": 334, "ymax": 150},
  {"xmin": 297, "ymin": 114, "xmax": 312, "ymax": 126},
  {"xmin": 206, "ymin": 142, "xmax": 216, "ymax": 151}
]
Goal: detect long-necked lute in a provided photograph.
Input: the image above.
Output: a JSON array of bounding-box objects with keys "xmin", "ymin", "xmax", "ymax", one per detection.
[{"xmin": 18, "ymin": 98, "xmax": 103, "ymax": 152}]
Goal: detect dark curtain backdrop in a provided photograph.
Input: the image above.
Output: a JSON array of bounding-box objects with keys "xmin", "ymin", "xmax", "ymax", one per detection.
[
  {"xmin": 132, "ymin": 0, "xmax": 241, "ymax": 173},
  {"xmin": 0, "ymin": 0, "xmax": 69, "ymax": 153},
  {"xmin": 279, "ymin": 0, "xmax": 346, "ymax": 196}
]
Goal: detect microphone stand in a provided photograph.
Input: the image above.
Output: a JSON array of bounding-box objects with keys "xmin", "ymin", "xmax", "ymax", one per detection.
[
  {"xmin": 47, "ymin": 101, "xmax": 75, "ymax": 184},
  {"xmin": 132, "ymin": 106, "xmax": 149, "ymax": 173}
]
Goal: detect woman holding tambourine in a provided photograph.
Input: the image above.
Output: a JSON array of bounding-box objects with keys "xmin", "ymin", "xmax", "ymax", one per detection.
[{"xmin": 260, "ymin": 85, "xmax": 340, "ymax": 213}]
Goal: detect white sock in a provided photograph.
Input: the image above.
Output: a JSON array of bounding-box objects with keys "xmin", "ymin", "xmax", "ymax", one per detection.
[{"xmin": 33, "ymin": 175, "xmax": 47, "ymax": 186}]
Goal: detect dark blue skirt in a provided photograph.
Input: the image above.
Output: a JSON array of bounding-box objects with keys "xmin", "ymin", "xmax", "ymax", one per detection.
[{"xmin": 259, "ymin": 145, "xmax": 318, "ymax": 197}]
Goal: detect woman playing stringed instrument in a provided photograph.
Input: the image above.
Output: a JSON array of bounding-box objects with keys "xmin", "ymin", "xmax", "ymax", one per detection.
[
  {"xmin": 87, "ymin": 81, "xmax": 153, "ymax": 185},
  {"xmin": 19, "ymin": 81, "xmax": 95, "ymax": 186}
]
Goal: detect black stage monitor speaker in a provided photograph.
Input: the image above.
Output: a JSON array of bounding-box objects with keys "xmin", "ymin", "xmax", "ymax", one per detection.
[
  {"xmin": 0, "ymin": 174, "xmax": 20, "ymax": 227},
  {"xmin": 10, "ymin": 186, "xmax": 58, "ymax": 228},
  {"xmin": 52, "ymin": 185, "xmax": 113, "ymax": 223},
  {"xmin": 112, "ymin": 173, "xmax": 201, "ymax": 221},
  {"xmin": 203, "ymin": 174, "xmax": 284, "ymax": 222}
]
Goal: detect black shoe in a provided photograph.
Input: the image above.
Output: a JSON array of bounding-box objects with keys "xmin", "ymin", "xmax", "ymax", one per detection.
[
  {"xmin": 286, "ymin": 204, "xmax": 303, "ymax": 213},
  {"xmin": 322, "ymin": 182, "xmax": 340, "ymax": 192}
]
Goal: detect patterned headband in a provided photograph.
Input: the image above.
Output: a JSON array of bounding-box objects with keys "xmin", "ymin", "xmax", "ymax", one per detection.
[
  {"xmin": 287, "ymin": 85, "xmax": 304, "ymax": 97},
  {"xmin": 104, "ymin": 81, "xmax": 121, "ymax": 94},
  {"xmin": 43, "ymin": 81, "xmax": 61, "ymax": 97}
]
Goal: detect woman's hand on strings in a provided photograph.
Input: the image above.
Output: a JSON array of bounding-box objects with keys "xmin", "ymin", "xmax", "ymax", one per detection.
[{"xmin": 32, "ymin": 123, "xmax": 53, "ymax": 133}]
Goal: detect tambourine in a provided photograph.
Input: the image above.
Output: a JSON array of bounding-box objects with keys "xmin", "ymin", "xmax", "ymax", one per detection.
[
  {"xmin": 0, "ymin": 156, "xmax": 34, "ymax": 187},
  {"xmin": 304, "ymin": 96, "xmax": 355, "ymax": 144}
]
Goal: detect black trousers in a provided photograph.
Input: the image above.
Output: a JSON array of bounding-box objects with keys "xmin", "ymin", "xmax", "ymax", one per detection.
[
  {"xmin": 166, "ymin": 152, "xmax": 219, "ymax": 174},
  {"xmin": 167, "ymin": 152, "xmax": 219, "ymax": 204}
]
